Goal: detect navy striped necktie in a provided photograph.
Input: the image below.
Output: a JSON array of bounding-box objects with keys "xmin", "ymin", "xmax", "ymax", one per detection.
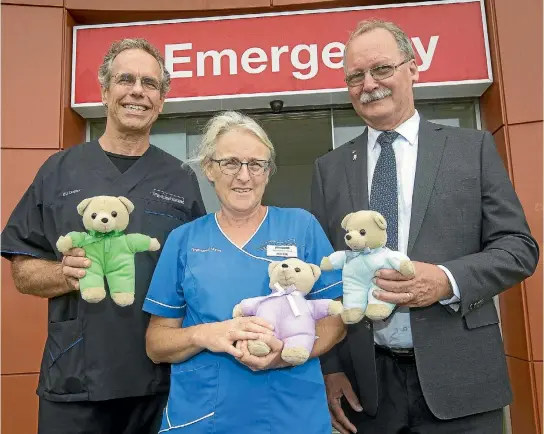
[{"xmin": 369, "ymin": 131, "xmax": 400, "ymax": 250}]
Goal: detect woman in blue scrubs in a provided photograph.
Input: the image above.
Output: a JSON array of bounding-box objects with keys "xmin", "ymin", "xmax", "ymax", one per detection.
[{"xmin": 143, "ymin": 111, "xmax": 345, "ymax": 434}]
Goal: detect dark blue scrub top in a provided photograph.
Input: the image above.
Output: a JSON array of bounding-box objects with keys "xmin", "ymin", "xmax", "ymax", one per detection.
[{"xmin": 1, "ymin": 140, "xmax": 205, "ymax": 402}]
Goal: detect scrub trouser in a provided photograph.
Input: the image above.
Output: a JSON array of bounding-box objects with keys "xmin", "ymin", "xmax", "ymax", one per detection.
[
  {"xmin": 342, "ymin": 348, "xmax": 503, "ymax": 434},
  {"xmin": 38, "ymin": 393, "xmax": 167, "ymax": 434}
]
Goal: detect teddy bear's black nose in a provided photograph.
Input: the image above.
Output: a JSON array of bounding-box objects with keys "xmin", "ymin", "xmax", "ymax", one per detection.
[
  {"xmin": 101, "ymin": 217, "xmax": 109, "ymax": 223},
  {"xmin": 281, "ymin": 263, "xmax": 289, "ymax": 268},
  {"xmin": 345, "ymin": 234, "xmax": 352, "ymax": 240}
]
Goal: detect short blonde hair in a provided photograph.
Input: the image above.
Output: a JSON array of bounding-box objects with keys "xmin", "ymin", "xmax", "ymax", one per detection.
[
  {"xmin": 195, "ymin": 111, "xmax": 277, "ymax": 174},
  {"xmin": 98, "ymin": 38, "xmax": 171, "ymax": 97},
  {"xmin": 344, "ymin": 19, "xmax": 415, "ymax": 71}
]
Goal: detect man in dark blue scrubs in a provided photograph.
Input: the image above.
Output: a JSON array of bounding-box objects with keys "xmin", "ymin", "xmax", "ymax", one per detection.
[{"xmin": 1, "ymin": 38, "xmax": 205, "ymax": 434}]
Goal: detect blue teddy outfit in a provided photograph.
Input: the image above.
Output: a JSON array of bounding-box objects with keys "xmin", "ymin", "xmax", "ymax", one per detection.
[{"xmin": 328, "ymin": 247, "xmax": 410, "ymax": 314}]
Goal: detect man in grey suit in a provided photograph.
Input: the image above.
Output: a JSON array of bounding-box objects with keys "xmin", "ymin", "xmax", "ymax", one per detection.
[{"xmin": 312, "ymin": 19, "xmax": 539, "ymax": 434}]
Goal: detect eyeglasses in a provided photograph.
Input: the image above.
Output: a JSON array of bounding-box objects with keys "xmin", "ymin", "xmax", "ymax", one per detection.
[
  {"xmin": 344, "ymin": 58, "xmax": 412, "ymax": 87},
  {"xmin": 112, "ymin": 73, "xmax": 161, "ymax": 92},
  {"xmin": 211, "ymin": 158, "xmax": 271, "ymax": 176}
]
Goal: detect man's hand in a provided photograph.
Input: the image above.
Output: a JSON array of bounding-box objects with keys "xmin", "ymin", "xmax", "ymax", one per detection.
[
  {"xmin": 373, "ymin": 261, "xmax": 453, "ymax": 308},
  {"xmin": 61, "ymin": 248, "xmax": 91, "ymax": 290},
  {"xmin": 325, "ymin": 373, "xmax": 362, "ymax": 434},
  {"xmin": 235, "ymin": 334, "xmax": 290, "ymax": 371}
]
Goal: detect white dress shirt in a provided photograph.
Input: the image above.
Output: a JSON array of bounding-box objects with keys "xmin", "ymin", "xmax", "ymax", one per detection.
[{"xmin": 367, "ymin": 110, "xmax": 460, "ymax": 348}]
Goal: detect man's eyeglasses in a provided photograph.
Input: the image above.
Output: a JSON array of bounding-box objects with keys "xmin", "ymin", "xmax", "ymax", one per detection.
[
  {"xmin": 344, "ymin": 58, "xmax": 412, "ymax": 88},
  {"xmin": 113, "ymin": 73, "xmax": 161, "ymax": 92},
  {"xmin": 211, "ymin": 158, "xmax": 271, "ymax": 176}
]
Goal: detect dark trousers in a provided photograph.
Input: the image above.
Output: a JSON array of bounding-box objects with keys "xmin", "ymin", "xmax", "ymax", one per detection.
[
  {"xmin": 343, "ymin": 349, "xmax": 503, "ymax": 434},
  {"xmin": 38, "ymin": 394, "xmax": 168, "ymax": 434}
]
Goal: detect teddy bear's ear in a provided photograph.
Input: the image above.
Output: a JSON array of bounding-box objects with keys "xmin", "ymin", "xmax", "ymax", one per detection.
[
  {"xmin": 268, "ymin": 261, "xmax": 281, "ymax": 276},
  {"xmin": 373, "ymin": 212, "xmax": 387, "ymax": 230},
  {"xmin": 76, "ymin": 198, "xmax": 94, "ymax": 216},
  {"xmin": 309, "ymin": 263, "xmax": 322, "ymax": 280},
  {"xmin": 118, "ymin": 197, "xmax": 135, "ymax": 214},
  {"xmin": 341, "ymin": 213, "xmax": 353, "ymax": 230}
]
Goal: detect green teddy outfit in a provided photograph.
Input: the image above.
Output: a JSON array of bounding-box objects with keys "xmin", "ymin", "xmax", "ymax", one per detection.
[
  {"xmin": 66, "ymin": 230, "xmax": 155, "ymax": 305},
  {"xmin": 56, "ymin": 195, "xmax": 161, "ymax": 306}
]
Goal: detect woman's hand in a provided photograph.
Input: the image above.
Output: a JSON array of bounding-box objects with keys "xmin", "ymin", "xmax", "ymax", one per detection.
[
  {"xmin": 61, "ymin": 248, "xmax": 91, "ymax": 290},
  {"xmin": 235, "ymin": 335, "xmax": 290, "ymax": 371},
  {"xmin": 194, "ymin": 317, "xmax": 275, "ymax": 358}
]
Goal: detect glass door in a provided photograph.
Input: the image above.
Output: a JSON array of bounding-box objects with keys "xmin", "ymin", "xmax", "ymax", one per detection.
[
  {"xmin": 89, "ymin": 110, "xmax": 334, "ymax": 214},
  {"xmin": 255, "ymin": 110, "xmax": 332, "ymax": 211}
]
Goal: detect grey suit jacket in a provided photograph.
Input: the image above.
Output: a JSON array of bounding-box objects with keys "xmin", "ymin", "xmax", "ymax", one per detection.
[{"xmin": 311, "ymin": 119, "xmax": 539, "ymax": 419}]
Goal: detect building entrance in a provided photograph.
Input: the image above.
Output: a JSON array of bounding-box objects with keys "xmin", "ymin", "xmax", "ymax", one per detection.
[{"xmin": 89, "ymin": 100, "xmax": 478, "ymax": 214}]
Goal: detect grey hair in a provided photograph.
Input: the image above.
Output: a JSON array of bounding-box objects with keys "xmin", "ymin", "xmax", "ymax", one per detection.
[
  {"xmin": 192, "ymin": 111, "xmax": 276, "ymax": 175},
  {"xmin": 344, "ymin": 19, "xmax": 415, "ymax": 71},
  {"xmin": 98, "ymin": 38, "xmax": 171, "ymax": 97}
]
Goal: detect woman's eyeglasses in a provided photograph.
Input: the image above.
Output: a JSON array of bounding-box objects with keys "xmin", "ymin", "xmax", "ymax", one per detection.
[{"xmin": 211, "ymin": 158, "xmax": 271, "ymax": 176}]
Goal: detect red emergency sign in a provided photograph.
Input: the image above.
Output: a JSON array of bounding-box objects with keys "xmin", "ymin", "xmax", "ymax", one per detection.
[{"xmin": 72, "ymin": 0, "xmax": 491, "ymax": 117}]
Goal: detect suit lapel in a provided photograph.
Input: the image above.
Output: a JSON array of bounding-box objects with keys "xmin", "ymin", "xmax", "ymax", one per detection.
[
  {"xmin": 344, "ymin": 129, "xmax": 369, "ymax": 211},
  {"xmin": 408, "ymin": 119, "xmax": 447, "ymax": 255}
]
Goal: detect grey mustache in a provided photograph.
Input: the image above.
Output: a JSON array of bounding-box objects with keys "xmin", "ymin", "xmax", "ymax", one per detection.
[{"xmin": 360, "ymin": 88, "xmax": 392, "ymax": 104}]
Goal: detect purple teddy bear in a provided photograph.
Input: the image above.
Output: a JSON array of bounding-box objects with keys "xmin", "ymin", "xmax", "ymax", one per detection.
[{"xmin": 232, "ymin": 258, "xmax": 343, "ymax": 365}]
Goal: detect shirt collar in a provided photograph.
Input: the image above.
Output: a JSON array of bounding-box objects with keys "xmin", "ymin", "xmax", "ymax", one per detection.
[{"xmin": 367, "ymin": 110, "xmax": 420, "ymax": 150}]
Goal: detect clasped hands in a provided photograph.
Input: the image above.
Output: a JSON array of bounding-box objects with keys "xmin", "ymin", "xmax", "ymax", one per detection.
[{"xmin": 200, "ymin": 316, "xmax": 289, "ymax": 372}]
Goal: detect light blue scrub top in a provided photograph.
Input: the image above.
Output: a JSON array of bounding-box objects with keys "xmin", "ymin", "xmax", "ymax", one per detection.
[{"xmin": 143, "ymin": 207, "xmax": 343, "ymax": 434}]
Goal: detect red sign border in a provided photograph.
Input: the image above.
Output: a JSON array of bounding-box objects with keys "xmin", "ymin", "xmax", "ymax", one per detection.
[{"xmin": 71, "ymin": 0, "xmax": 492, "ymax": 118}]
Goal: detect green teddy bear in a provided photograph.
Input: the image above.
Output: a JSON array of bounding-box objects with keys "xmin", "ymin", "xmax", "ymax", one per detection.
[{"xmin": 56, "ymin": 195, "xmax": 161, "ymax": 307}]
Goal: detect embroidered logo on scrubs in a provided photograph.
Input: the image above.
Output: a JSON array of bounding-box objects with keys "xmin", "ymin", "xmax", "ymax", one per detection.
[
  {"xmin": 62, "ymin": 189, "xmax": 82, "ymax": 197},
  {"xmin": 151, "ymin": 189, "xmax": 184, "ymax": 205},
  {"xmin": 192, "ymin": 247, "xmax": 222, "ymax": 253}
]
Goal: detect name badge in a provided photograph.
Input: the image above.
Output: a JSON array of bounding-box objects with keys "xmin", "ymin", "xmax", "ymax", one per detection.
[{"xmin": 266, "ymin": 245, "xmax": 298, "ymax": 258}]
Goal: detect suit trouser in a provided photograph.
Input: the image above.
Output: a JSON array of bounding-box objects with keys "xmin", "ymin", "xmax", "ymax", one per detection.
[
  {"xmin": 342, "ymin": 349, "xmax": 503, "ymax": 434},
  {"xmin": 38, "ymin": 393, "xmax": 168, "ymax": 434}
]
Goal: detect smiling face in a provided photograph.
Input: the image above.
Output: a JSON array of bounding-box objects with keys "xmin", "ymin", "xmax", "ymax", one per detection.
[
  {"xmin": 101, "ymin": 48, "xmax": 165, "ymax": 135},
  {"xmin": 345, "ymin": 28, "xmax": 419, "ymax": 130},
  {"xmin": 205, "ymin": 128, "xmax": 271, "ymax": 216}
]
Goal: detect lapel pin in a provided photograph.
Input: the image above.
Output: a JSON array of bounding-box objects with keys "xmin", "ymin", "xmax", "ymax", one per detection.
[{"xmin": 352, "ymin": 152, "xmax": 357, "ymax": 161}]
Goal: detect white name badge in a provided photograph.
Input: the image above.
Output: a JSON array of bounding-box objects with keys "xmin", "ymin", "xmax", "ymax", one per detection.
[{"xmin": 266, "ymin": 245, "xmax": 298, "ymax": 258}]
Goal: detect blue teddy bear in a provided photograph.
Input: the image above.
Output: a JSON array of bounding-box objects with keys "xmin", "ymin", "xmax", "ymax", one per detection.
[{"xmin": 320, "ymin": 210, "xmax": 415, "ymax": 324}]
